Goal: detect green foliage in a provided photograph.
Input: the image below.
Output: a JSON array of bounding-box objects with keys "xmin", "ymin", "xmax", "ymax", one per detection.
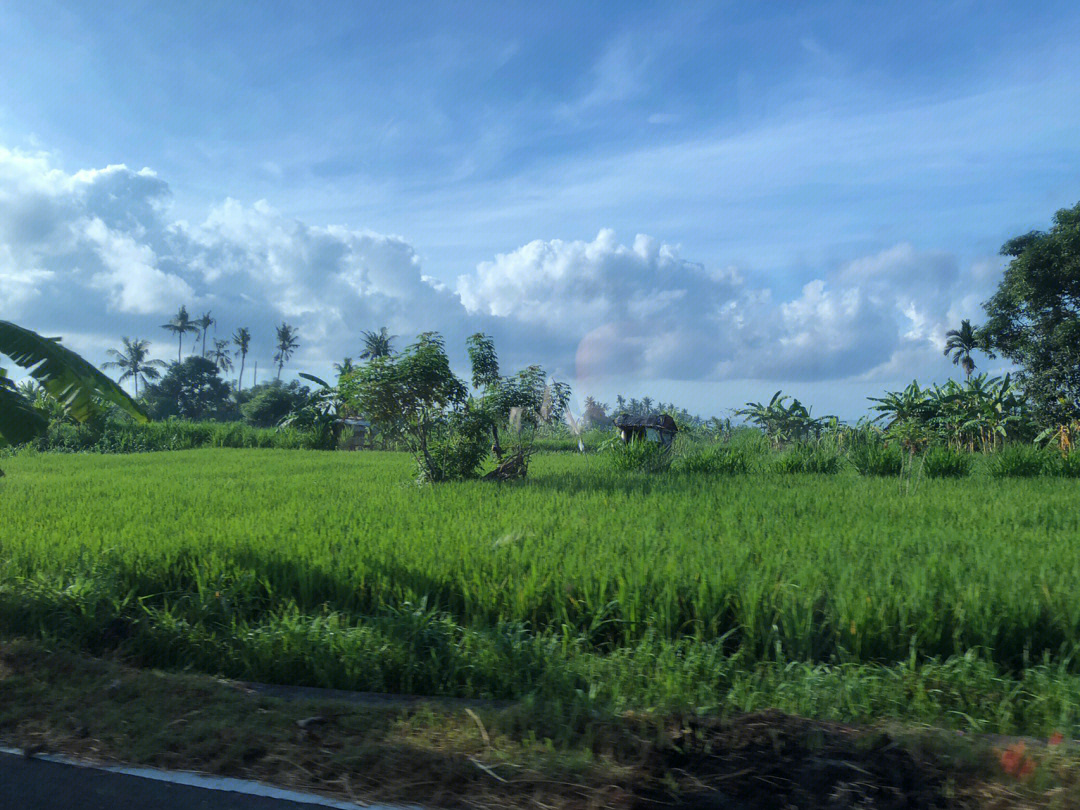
[
  {"xmin": 273, "ymin": 322, "xmax": 299, "ymax": 379},
  {"xmin": 359, "ymin": 327, "xmax": 396, "ymax": 361},
  {"xmin": 102, "ymin": 337, "xmax": 167, "ymax": 398},
  {"xmin": 920, "ymin": 445, "xmax": 972, "ymax": 478},
  {"xmin": 466, "ymin": 332, "xmax": 500, "ymax": 390},
  {"xmin": 772, "ymin": 442, "xmax": 843, "ymax": 474},
  {"xmin": 736, "ymin": 391, "xmax": 831, "ymax": 445},
  {"xmin": 239, "ymin": 380, "xmax": 311, "ymax": 427},
  {"xmin": 943, "ymin": 318, "xmax": 984, "ymax": 378},
  {"xmin": 604, "ymin": 436, "xmax": 672, "ymax": 473},
  {"xmin": 870, "ymin": 374, "xmax": 1029, "ymax": 452},
  {"xmin": 672, "ymin": 444, "xmax": 750, "ymax": 475},
  {"xmin": 983, "ymin": 202, "xmax": 1080, "ymax": 424},
  {"xmin": 4, "ymin": 450, "xmax": 1080, "ymax": 730},
  {"xmin": 160, "ymin": 305, "xmax": 198, "ymax": 363},
  {"xmin": 340, "ymin": 332, "xmax": 477, "ymax": 482},
  {"xmin": 0, "ymin": 321, "xmax": 147, "ymax": 447},
  {"xmin": 26, "ymin": 418, "xmax": 310, "ymax": 452},
  {"xmin": 984, "ymin": 443, "xmax": 1055, "ymax": 478},
  {"xmin": 141, "ymin": 356, "xmax": 236, "ymax": 422},
  {"xmin": 847, "ymin": 439, "xmax": 904, "ymax": 477},
  {"xmin": 1059, "ymin": 451, "xmax": 1080, "ymax": 479},
  {"xmin": 421, "ymin": 407, "xmax": 492, "ymax": 483}
]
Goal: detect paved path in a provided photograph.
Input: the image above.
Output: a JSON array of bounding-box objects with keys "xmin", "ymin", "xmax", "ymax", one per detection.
[{"xmin": 0, "ymin": 752, "xmax": 350, "ymax": 809}]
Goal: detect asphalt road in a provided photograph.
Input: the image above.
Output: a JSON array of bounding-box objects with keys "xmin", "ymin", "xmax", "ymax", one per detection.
[{"xmin": 0, "ymin": 752, "xmax": 349, "ymax": 810}]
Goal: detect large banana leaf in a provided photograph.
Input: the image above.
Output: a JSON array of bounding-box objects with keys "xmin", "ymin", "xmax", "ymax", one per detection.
[
  {"xmin": 0, "ymin": 320, "xmax": 148, "ymax": 427},
  {"xmin": 0, "ymin": 370, "xmax": 48, "ymax": 446}
]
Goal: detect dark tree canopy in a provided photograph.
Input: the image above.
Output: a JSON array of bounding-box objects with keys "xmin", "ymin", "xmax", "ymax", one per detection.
[
  {"xmin": 983, "ymin": 202, "xmax": 1080, "ymax": 423},
  {"xmin": 141, "ymin": 356, "xmax": 235, "ymax": 422},
  {"xmin": 239, "ymin": 380, "xmax": 311, "ymax": 427}
]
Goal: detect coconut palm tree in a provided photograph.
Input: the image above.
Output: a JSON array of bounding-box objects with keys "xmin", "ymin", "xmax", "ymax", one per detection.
[
  {"xmin": 273, "ymin": 322, "xmax": 299, "ymax": 380},
  {"xmin": 194, "ymin": 311, "xmax": 216, "ymax": 357},
  {"xmin": 210, "ymin": 339, "xmax": 234, "ymax": 375},
  {"xmin": 944, "ymin": 319, "xmax": 979, "ymax": 379},
  {"xmin": 161, "ymin": 305, "xmax": 198, "ymax": 363},
  {"xmin": 102, "ymin": 337, "xmax": 167, "ymax": 398},
  {"xmin": 359, "ymin": 327, "xmax": 396, "ymax": 361},
  {"xmin": 232, "ymin": 327, "xmax": 251, "ymax": 391},
  {"xmin": 334, "ymin": 357, "xmax": 355, "ymax": 377},
  {"xmin": 0, "ymin": 321, "xmax": 147, "ymax": 451}
]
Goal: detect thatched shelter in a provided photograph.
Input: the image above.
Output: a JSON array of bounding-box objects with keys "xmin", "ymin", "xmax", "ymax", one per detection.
[{"xmin": 613, "ymin": 414, "xmax": 678, "ymax": 447}]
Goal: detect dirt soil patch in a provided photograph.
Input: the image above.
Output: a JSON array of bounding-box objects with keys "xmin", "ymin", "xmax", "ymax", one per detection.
[{"xmin": 640, "ymin": 710, "xmax": 947, "ymax": 809}]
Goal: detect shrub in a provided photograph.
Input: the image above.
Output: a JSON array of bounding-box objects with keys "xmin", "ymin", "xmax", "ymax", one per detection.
[
  {"xmin": 1053, "ymin": 451, "xmax": 1080, "ymax": 478},
  {"xmin": 674, "ymin": 445, "xmax": 750, "ymax": 475},
  {"xmin": 773, "ymin": 443, "xmax": 843, "ymax": 475},
  {"xmin": 921, "ymin": 445, "xmax": 972, "ymax": 478},
  {"xmin": 420, "ymin": 409, "xmax": 492, "ymax": 483},
  {"xmin": 606, "ymin": 438, "xmax": 673, "ymax": 473},
  {"xmin": 984, "ymin": 444, "xmax": 1053, "ymax": 478},
  {"xmin": 847, "ymin": 441, "xmax": 904, "ymax": 476},
  {"xmin": 240, "ymin": 381, "xmax": 311, "ymax": 427}
]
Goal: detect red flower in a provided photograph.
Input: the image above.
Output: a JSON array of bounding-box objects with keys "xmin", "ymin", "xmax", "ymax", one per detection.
[{"xmin": 999, "ymin": 743, "xmax": 1034, "ymax": 779}]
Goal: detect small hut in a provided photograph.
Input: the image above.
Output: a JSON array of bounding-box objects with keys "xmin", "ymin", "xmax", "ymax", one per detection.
[
  {"xmin": 333, "ymin": 417, "xmax": 372, "ymax": 450},
  {"xmin": 613, "ymin": 414, "xmax": 678, "ymax": 448}
]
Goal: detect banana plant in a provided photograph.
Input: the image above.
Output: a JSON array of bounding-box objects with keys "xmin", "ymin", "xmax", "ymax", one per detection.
[
  {"xmin": 0, "ymin": 320, "xmax": 147, "ymax": 449},
  {"xmin": 736, "ymin": 391, "xmax": 833, "ymax": 446}
]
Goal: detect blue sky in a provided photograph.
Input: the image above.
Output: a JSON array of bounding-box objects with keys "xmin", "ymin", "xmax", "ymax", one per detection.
[{"xmin": 2, "ymin": 1, "xmax": 1079, "ymax": 416}]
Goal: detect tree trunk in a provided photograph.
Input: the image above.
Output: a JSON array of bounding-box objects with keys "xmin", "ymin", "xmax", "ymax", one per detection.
[
  {"xmin": 238, "ymin": 356, "xmax": 245, "ymax": 391},
  {"xmin": 178, "ymin": 335, "xmax": 182, "ymax": 364},
  {"xmin": 418, "ymin": 411, "xmax": 437, "ymax": 479}
]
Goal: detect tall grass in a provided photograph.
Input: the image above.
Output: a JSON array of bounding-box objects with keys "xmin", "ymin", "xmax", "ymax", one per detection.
[
  {"xmin": 2, "ymin": 449, "xmax": 1080, "ymax": 731},
  {"xmin": 30, "ymin": 419, "xmax": 332, "ymax": 453}
]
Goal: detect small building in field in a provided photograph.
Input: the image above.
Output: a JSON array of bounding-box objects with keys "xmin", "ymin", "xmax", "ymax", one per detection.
[
  {"xmin": 333, "ymin": 418, "xmax": 372, "ymax": 450},
  {"xmin": 613, "ymin": 414, "xmax": 678, "ymax": 448}
]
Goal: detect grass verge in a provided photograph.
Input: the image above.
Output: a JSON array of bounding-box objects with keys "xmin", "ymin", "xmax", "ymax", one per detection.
[{"xmin": 5, "ymin": 637, "xmax": 1080, "ymax": 809}]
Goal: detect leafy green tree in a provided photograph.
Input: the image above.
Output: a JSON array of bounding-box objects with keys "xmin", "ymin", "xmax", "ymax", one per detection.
[
  {"xmin": 194, "ymin": 311, "xmax": 215, "ymax": 357},
  {"xmin": 102, "ymin": 337, "xmax": 167, "ymax": 397},
  {"xmin": 141, "ymin": 356, "xmax": 235, "ymax": 421},
  {"xmin": 983, "ymin": 202, "xmax": 1080, "ymax": 423},
  {"xmin": 359, "ymin": 327, "xmax": 396, "ymax": 360},
  {"xmin": 0, "ymin": 321, "xmax": 147, "ymax": 449},
  {"xmin": 943, "ymin": 319, "xmax": 982, "ymax": 379},
  {"xmin": 240, "ymin": 380, "xmax": 311, "ymax": 427},
  {"xmin": 232, "ymin": 327, "xmax": 251, "ymax": 391},
  {"xmin": 340, "ymin": 332, "xmax": 479, "ymax": 481},
  {"xmin": 161, "ymin": 305, "xmax": 198, "ymax": 363},
  {"xmin": 273, "ymin": 322, "xmax": 299, "ymax": 380}
]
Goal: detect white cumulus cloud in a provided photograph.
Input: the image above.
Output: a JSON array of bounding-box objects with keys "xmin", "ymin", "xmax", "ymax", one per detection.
[{"xmin": 0, "ymin": 145, "xmax": 1004, "ymax": 404}]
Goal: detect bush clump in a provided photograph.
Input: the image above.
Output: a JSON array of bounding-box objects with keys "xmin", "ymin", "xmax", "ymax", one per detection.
[
  {"xmin": 1058, "ymin": 452, "xmax": 1080, "ymax": 478},
  {"xmin": 773, "ymin": 443, "xmax": 843, "ymax": 475},
  {"xmin": 673, "ymin": 445, "xmax": 751, "ymax": 475},
  {"xmin": 984, "ymin": 444, "xmax": 1054, "ymax": 478},
  {"xmin": 606, "ymin": 438, "xmax": 673, "ymax": 473},
  {"xmin": 847, "ymin": 441, "xmax": 904, "ymax": 476},
  {"xmin": 920, "ymin": 445, "xmax": 972, "ymax": 478}
]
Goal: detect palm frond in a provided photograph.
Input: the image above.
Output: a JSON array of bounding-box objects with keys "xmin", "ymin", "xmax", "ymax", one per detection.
[{"xmin": 0, "ymin": 321, "xmax": 148, "ymax": 424}]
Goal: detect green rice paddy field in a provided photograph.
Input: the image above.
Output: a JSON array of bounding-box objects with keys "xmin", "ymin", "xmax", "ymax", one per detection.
[{"xmin": 3, "ymin": 448, "xmax": 1080, "ymax": 735}]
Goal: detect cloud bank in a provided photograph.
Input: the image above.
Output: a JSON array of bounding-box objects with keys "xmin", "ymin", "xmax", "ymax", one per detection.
[{"xmin": 1, "ymin": 146, "xmax": 1001, "ymax": 404}]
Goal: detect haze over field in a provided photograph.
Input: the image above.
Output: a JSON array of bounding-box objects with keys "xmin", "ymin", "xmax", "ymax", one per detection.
[{"xmin": 2, "ymin": 2, "xmax": 1079, "ymax": 416}]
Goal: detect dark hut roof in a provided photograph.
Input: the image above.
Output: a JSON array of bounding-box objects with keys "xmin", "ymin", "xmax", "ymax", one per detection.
[{"xmin": 613, "ymin": 413, "xmax": 678, "ymax": 432}]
